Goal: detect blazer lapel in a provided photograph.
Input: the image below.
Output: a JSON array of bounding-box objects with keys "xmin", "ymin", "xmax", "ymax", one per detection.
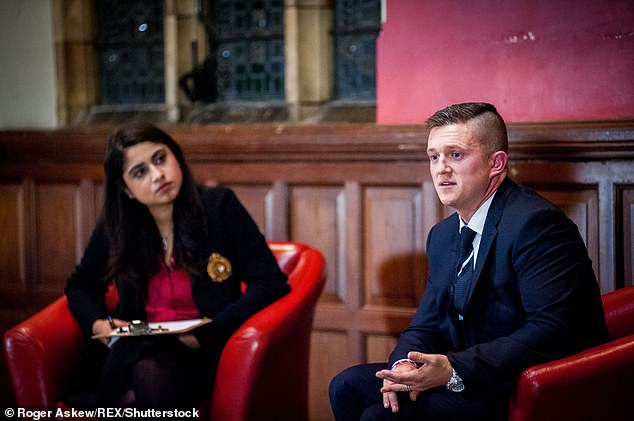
[{"xmin": 464, "ymin": 178, "xmax": 515, "ymax": 310}]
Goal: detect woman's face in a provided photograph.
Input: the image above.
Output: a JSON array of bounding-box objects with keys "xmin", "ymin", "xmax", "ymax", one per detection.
[{"xmin": 122, "ymin": 141, "xmax": 183, "ymax": 209}]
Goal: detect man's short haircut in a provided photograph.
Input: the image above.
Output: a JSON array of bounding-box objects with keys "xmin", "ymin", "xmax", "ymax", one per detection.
[{"xmin": 425, "ymin": 102, "xmax": 509, "ymax": 154}]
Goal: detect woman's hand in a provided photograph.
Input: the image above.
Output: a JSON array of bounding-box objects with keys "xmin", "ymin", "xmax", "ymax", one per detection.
[
  {"xmin": 92, "ymin": 317, "xmax": 127, "ymax": 345},
  {"xmin": 178, "ymin": 333, "xmax": 201, "ymax": 349}
]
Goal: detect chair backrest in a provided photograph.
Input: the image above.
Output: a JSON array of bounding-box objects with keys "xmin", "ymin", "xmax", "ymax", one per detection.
[
  {"xmin": 508, "ymin": 285, "xmax": 634, "ymax": 421},
  {"xmin": 601, "ymin": 285, "xmax": 634, "ymax": 340},
  {"xmin": 211, "ymin": 241, "xmax": 326, "ymax": 421}
]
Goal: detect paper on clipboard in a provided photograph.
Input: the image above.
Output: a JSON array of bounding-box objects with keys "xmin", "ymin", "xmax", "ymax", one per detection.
[{"xmin": 92, "ymin": 317, "xmax": 211, "ymax": 339}]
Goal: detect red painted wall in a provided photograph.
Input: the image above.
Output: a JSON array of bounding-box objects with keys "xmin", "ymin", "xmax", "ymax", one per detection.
[{"xmin": 377, "ymin": 0, "xmax": 634, "ymax": 123}]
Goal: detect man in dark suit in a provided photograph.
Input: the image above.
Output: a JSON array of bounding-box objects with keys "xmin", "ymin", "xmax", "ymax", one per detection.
[{"xmin": 329, "ymin": 102, "xmax": 609, "ymax": 420}]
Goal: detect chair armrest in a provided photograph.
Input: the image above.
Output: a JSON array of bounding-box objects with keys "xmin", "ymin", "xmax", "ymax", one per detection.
[
  {"xmin": 508, "ymin": 334, "xmax": 634, "ymax": 421},
  {"xmin": 211, "ymin": 247, "xmax": 326, "ymax": 421},
  {"xmin": 3, "ymin": 296, "xmax": 83, "ymax": 408},
  {"xmin": 602, "ymin": 286, "xmax": 634, "ymax": 339}
]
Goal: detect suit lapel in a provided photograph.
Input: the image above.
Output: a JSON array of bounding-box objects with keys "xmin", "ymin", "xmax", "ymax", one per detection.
[
  {"xmin": 451, "ymin": 219, "xmax": 460, "ymax": 273},
  {"xmin": 464, "ymin": 178, "xmax": 515, "ymax": 310}
]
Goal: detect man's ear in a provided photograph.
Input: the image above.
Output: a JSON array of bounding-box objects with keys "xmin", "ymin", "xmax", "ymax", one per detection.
[{"xmin": 489, "ymin": 151, "xmax": 508, "ymax": 176}]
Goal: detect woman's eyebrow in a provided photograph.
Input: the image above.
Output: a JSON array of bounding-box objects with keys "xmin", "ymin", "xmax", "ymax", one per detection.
[
  {"xmin": 126, "ymin": 162, "xmax": 145, "ymax": 175},
  {"xmin": 151, "ymin": 148, "xmax": 165, "ymax": 160}
]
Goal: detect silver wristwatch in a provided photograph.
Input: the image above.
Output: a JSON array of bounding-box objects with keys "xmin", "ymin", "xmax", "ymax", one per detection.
[{"xmin": 446, "ymin": 368, "xmax": 465, "ymax": 392}]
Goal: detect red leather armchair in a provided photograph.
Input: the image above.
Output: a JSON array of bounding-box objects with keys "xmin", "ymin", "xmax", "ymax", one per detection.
[
  {"xmin": 4, "ymin": 242, "xmax": 326, "ymax": 421},
  {"xmin": 508, "ymin": 285, "xmax": 634, "ymax": 421}
]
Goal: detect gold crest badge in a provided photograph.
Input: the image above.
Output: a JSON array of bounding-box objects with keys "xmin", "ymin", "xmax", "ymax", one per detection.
[{"xmin": 207, "ymin": 253, "xmax": 232, "ymax": 282}]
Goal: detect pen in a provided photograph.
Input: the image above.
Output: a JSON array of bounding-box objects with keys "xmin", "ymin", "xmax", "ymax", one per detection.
[{"xmin": 107, "ymin": 315, "xmax": 116, "ymax": 329}]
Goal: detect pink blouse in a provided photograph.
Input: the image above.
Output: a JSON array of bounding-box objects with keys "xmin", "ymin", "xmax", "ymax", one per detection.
[{"xmin": 145, "ymin": 261, "xmax": 199, "ymax": 322}]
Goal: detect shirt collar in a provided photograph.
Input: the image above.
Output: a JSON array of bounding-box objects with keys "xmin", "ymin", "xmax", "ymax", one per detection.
[{"xmin": 459, "ymin": 191, "xmax": 497, "ymax": 235}]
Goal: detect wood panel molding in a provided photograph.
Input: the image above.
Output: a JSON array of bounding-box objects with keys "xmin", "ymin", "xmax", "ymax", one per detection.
[{"xmin": 2, "ymin": 120, "xmax": 634, "ymax": 166}]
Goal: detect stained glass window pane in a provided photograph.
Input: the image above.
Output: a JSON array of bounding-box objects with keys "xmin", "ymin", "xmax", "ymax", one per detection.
[
  {"xmin": 210, "ymin": 0, "xmax": 285, "ymax": 101},
  {"xmin": 96, "ymin": 0, "xmax": 165, "ymax": 105},
  {"xmin": 335, "ymin": 0, "xmax": 381, "ymax": 100}
]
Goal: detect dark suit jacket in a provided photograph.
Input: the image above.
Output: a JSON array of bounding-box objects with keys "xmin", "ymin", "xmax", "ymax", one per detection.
[
  {"xmin": 389, "ymin": 178, "xmax": 608, "ymax": 398},
  {"xmin": 65, "ymin": 186, "xmax": 290, "ymax": 351}
]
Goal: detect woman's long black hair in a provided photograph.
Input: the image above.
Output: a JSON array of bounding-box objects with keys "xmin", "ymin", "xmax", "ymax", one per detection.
[{"xmin": 102, "ymin": 123, "xmax": 205, "ymax": 293}]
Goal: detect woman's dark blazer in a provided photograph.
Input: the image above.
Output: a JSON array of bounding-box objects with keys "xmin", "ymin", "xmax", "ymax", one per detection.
[
  {"xmin": 65, "ymin": 186, "xmax": 290, "ymax": 351},
  {"xmin": 388, "ymin": 178, "xmax": 609, "ymax": 398}
]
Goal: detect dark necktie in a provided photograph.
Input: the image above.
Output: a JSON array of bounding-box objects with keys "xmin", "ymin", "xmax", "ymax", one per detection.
[{"xmin": 454, "ymin": 226, "xmax": 476, "ymax": 315}]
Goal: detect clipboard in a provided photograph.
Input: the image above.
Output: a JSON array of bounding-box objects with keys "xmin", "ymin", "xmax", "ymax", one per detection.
[{"xmin": 92, "ymin": 317, "xmax": 211, "ymax": 339}]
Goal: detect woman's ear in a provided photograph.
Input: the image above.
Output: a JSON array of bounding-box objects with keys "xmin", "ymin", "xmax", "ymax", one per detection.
[
  {"xmin": 489, "ymin": 151, "xmax": 508, "ymax": 176},
  {"xmin": 123, "ymin": 187, "xmax": 134, "ymax": 199}
]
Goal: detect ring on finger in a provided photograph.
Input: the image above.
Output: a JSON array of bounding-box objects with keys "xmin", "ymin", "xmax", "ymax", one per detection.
[{"xmin": 406, "ymin": 385, "xmax": 411, "ymax": 392}]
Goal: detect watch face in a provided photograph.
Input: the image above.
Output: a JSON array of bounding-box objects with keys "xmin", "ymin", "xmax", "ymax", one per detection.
[{"xmin": 450, "ymin": 382, "xmax": 465, "ymax": 392}]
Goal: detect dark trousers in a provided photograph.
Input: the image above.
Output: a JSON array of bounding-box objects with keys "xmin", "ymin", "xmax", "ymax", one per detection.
[{"xmin": 329, "ymin": 363, "xmax": 507, "ymax": 421}]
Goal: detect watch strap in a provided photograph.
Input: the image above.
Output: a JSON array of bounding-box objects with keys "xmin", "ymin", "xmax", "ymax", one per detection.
[{"xmin": 446, "ymin": 368, "xmax": 465, "ymax": 392}]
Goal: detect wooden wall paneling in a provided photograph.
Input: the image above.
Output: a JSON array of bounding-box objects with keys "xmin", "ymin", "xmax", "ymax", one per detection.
[
  {"xmin": 0, "ymin": 184, "xmax": 25, "ymax": 292},
  {"xmin": 597, "ymin": 179, "xmax": 615, "ymax": 292},
  {"xmin": 619, "ymin": 187, "xmax": 634, "ymax": 287},
  {"xmin": 366, "ymin": 334, "xmax": 398, "ymax": 363},
  {"xmin": 309, "ymin": 330, "xmax": 348, "ymax": 421},
  {"xmin": 0, "ymin": 164, "xmax": 104, "ymax": 184},
  {"xmin": 192, "ymin": 163, "xmax": 425, "ymax": 186},
  {"xmin": 228, "ymin": 184, "xmax": 274, "ymax": 236},
  {"xmin": 0, "ymin": 180, "xmax": 34, "ymax": 328},
  {"xmin": 289, "ymin": 185, "xmax": 346, "ymax": 304},
  {"xmin": 269, "ymin": 181, "xmax": 289, "ymax": 241},
  {"xmin": 76, "ymin": 180, "xmax": 97, "ymax": 262},
  {"xmin": 289, "ymin": 185, "xmax": 350, "ymax": 421},
  {"xmin": 34, "ymin": 183, "xmax": 81, "ymax": 293},
  {"xmin": 343, "ymin": 181, "xmax": 364, "ymax": 363},
  {"xmin": 23, "ymin": 180, "xmax": 36, "ymax": 296},
  {"xmin": 228, "ymin": 182, "xmax": 289, "ymax": 241},
  {"xmin": 585, "ymin": 162, "xmax": 634, "ymax": 291},
  {"xmin": 362, "ymin": 186, "xmax": 424, "ymax": 309}
]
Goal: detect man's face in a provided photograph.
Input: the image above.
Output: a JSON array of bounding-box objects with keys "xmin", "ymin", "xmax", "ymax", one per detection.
[{"xmin": 426, "ymin": 123, "xmax": 493, "ymax": 220}]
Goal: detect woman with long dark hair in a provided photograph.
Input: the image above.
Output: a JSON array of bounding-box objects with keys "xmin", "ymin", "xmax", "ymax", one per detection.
[{"xmin": 64, "ymin": 123, "xmax": 289, "ymax": 409}]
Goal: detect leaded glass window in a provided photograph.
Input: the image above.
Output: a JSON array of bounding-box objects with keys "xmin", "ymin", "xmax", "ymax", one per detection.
[
  {"xmin": 335, "ymin": 0, "xmax": 381, "ymax": 100},
  {"xmin": 209, "ymin": 0, "xmax": 285, "ymax": 101},
  {"xmin": 96, "ymin": 0, "xmax": 165, "ymax": 104}
]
